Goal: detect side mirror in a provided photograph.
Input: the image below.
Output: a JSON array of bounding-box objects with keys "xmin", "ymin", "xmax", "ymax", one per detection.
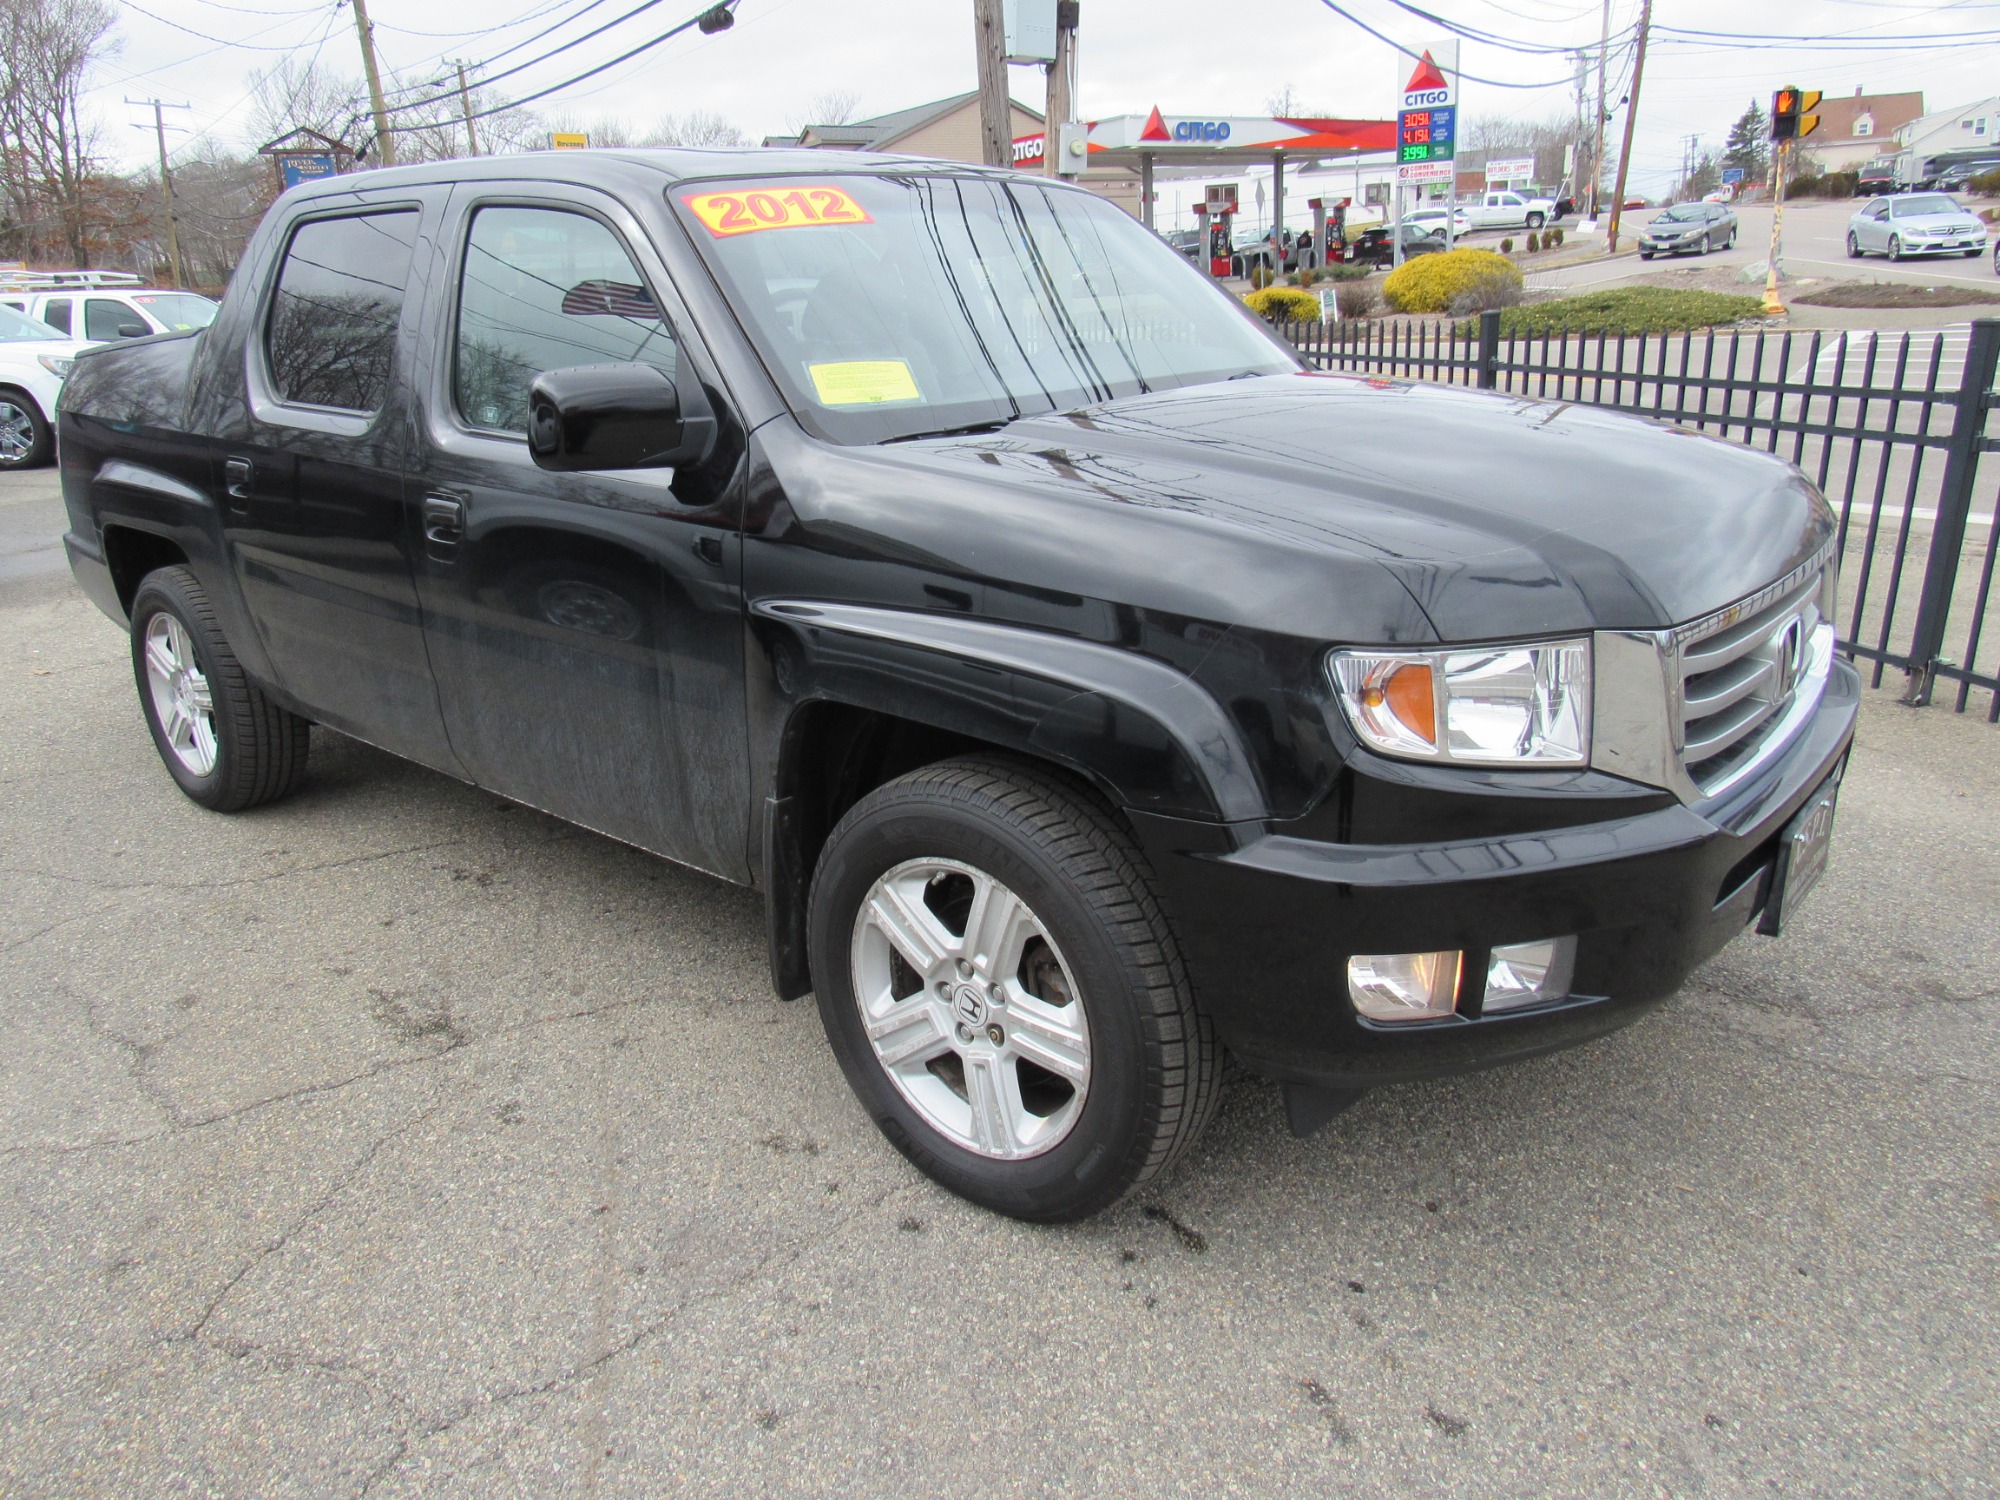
[
  {"xmin": 117, "ymin": 322, "xmax": 150, "ymax": 338},
  {"xmin": 526, "ymin": 363, "xmax": 717, "ymax": 472}
]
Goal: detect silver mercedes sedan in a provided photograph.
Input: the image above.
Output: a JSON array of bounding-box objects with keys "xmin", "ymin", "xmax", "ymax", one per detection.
[{"xmin": 1847, "ymin": 193, "xmax": 1989, "ymax": 260}]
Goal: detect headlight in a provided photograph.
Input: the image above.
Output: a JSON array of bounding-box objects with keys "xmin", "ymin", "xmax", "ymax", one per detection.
[
  {"xmin": 36, "ymin": 354, "xmax": 71, "ymax": 377},
  {"xmin": 1330, "ymin": 639, "xmax": 1591, "ymax": 765}
]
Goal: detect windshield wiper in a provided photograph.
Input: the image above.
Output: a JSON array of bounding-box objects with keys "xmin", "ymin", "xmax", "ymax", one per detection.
[{"xmin": 882, "ymin": 418, "xmax": 1016, "ymax": 443}]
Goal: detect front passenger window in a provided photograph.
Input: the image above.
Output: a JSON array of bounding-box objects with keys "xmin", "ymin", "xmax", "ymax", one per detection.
[{"xmin": 454, "ymin": 205, "xmax": 678, "ymax": 436}]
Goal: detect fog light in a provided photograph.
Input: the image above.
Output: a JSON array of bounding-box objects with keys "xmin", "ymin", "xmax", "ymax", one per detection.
[
  {"xmin": 1347, "ymin": 950, "xmax": 1462, "ymax": 1021},
  {"xmin": 1483, "ymin": 936, "xmax": 1577, "ymax": 1012}
]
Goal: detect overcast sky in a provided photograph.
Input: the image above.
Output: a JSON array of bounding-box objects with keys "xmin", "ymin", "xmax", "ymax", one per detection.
[{"xmin": 84, "ymin": 0, "xmax": 2000, "ymax": 195}]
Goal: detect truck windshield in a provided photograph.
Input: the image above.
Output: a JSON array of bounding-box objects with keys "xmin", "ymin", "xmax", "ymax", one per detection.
[
  {"xmin": 674, "ymin": 173, "xmax": 1298, "ymax": 443},
  {"xmin": 132, "ymin": 293, "xmax": 218, "ymax": 330},
  {"xmin": 0, "ymin": 304, "xmax": 64, "ymax": 342}
]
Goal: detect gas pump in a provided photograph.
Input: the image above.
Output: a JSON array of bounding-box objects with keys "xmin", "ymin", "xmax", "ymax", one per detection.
[
  {"xmin": 1331, "ymin": 199, "xmax": 1350, "ymax": 262},
  {"xmin": 1203, "ymin": 183, "xmax": 1238, "ymax": 279}
]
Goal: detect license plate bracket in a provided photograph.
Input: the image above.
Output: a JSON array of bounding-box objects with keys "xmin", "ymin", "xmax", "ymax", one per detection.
[{"xmin": 1757, "ymin": 766, "xmax": 1843, "ymax": 937}]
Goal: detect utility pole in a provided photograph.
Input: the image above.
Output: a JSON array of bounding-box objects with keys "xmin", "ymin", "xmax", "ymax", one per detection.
[
  {"xmin": 1604, "ymin": 0, "xmax": 1650, "ymax": 255},
  {"xmin": 127, "ymin": 97, "xmax": 190, "ymax": 287},
  {"xmin": 1591, "ymin": 0, "xmax": 1611, "ymax": 216},
  {"xmin": 1680, "ymin": 133, "xmax": 1700, "ymax": 197},
  {"xmin": 454, "ymin": 62, "xmax": 481, "ymax": 157},
  {"xmin": 971, "ymin": 0, "xmax": 1010, "ymax": 168},
  {"xmin": 1043, "ymin": 2, "xmax": 1077, "ymax": 179},
  {"xmin": 352, "ymin": 0, "xmax": 397, "ymax": 167}
]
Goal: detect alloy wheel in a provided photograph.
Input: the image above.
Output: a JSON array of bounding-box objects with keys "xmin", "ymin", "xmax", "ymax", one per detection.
[
  {"xmin": 0, "ymin": 401, "xmax": 33, "ymax": 464},
  {"xmin": 143, "ymin": 612, "xmax": 218, "ymax": 776},
  {"xmin": 850, "ymin": 856, "xmax": 1090, "ymax": 1160}
]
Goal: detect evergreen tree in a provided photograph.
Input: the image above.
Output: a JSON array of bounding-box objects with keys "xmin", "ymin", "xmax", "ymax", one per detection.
[{"xmin": 1724, "ymin": 101, "xmax": 1771, "ymax": 179}]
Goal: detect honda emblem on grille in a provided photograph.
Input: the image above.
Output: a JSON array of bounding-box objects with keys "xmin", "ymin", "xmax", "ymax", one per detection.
[{"xmin": 1775, "ymin": 620, "xmax": 1804, "ymax": 699}]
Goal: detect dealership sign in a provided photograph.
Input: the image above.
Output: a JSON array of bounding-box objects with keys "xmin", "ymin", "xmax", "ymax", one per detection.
[{"xmin": 1396, "ymin": 44, "xmax": 1459, "ymax": 185}]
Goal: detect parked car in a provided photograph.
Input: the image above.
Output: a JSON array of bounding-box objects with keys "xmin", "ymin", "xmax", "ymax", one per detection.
[
  {"xmin": 1857, "ymin": 157, "xmax": 1900, "ymax": 196},
  {"xmin": 1347, "ymin": 223, "xmax": 1446, "ymax": 266},
  {"xmin": 1231, "ymin": 227, "xmax": 1299, "ymax": 276},
  {"xmin": 1933, "ymin": 159, "xmax": 2000, "ymax": 193},
  {"xmin": 1461, "ymin": 189, "xmax": 1559, "ymax": 231},
  {"xmin": 59, "ymin": 150, "xmax": 1857, "ymax": 1222},
  {"xmin": 1405, "ymin": 206, "xmax": 1471, "ymax": 239},
  {"xmin": 1161, "ymin": 228, "xmax": 1202, "ymax": 261},
  {"xmin": 1637, "ymin": 201, "xmax": 1739, "ymax": 259},
  {"xmin": 1846, "ymin": 193, "xmax": 1988, "ymax": 260},
  {"xmin": 0, "ymin": 303, "xmax": 90, "ymax": 468},
  {"xmin": 0, "ymin": 288, "xmax": 218, "ymax": 342}
]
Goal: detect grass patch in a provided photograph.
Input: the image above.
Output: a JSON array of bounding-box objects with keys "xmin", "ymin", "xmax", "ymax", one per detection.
[
  {"xmin": 1792, "ymin": 282, "xmax": 2000, "ymax": 309},
  {"xmin": 1469, "ymin": 287, "xmax": 1765, "ymax": 336}
]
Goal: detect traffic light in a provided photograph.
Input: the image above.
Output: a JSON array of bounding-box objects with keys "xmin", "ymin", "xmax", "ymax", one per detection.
[{"xmin": 1771, "ymin": 89, "xmax": 1821, "ymax": 141}]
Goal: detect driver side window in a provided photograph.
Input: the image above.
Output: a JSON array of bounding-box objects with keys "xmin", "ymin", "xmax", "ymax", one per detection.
[{"xmin": 454, "ymin": 204, "xmax": 678, "ymax": 436}]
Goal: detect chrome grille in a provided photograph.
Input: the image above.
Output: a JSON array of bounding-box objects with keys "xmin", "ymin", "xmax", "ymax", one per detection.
[{"xmin": 1673, "ymin": 552, "xmax": 1833, "ymax": 793}]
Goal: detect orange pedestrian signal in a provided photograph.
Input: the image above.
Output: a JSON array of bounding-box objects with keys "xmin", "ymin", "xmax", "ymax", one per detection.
[{"xmin": 1770, "ymin": 88, "xmax": 1812, "ymax": 142}]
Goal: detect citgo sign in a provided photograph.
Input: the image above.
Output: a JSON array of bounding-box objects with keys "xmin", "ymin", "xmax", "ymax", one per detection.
[{"xmin": 1173, "ymin": 120, "xmax": 1232, "ymax": 142}]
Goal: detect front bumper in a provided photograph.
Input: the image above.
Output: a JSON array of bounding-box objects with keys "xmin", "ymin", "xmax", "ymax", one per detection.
[
  {"xmin": 1131, "ymin": 658, "xmax": 1859, "ymax": 1091},
  {"xmin": 1897, "ymin": 237, "xmax": 1988, "ymax": 255}
]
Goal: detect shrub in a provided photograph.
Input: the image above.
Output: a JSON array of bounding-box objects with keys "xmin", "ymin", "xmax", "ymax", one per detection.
[
  {"xmin": 1550, "ymin": 227, "xmax": 1564, "ymax": 247},
  {"xmin": 1248, "ymin": 264, "xmax": 1274, "ymax": 290},
  {"xmin": 1499, "ymin": 236, "xmax": 1514, "ymax": 255},
  {"xmin": 1382, "ymin": 247, "xmax": 1524, "ymax": 314},
  {"xmin": 1243, "ymin": 285, "xmax": 1323, "ymax": 323},
  {"xmin": 1466, "ymin": 287, "xmax": 1765, "ymax": 337},
  {"xmin": 1296, "ymin": 266, "xmax": 1321, "ymax": 288},
  {"xmin": 1335, "ymin": 282, "xmax": 1377, "ymax": 320},
  {"xmin": 1324, "ymin": 262, "xmax": 1371, "ymax": 282},
  {"xmin": 1789, "ymin": 172, "xmax": 1823, "ymax": 198},
  {"xmin": 1970, "ymin": 169, "xmax": 2000, "ymax": 197},
  {"xmin": 1819, "ymin": 170, "xmax": 1860, "ymax": 198},
  {"xmin": 1525, "ymin": 229, "xmax": 1540, "ymax": 253}
]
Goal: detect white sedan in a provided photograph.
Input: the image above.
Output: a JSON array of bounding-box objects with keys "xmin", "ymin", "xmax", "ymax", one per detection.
[
  {"xmin": 0, "ymin": 304, "xmax": 91, "ymax": 469},
  {"xmin": 1847, "ymin": 193, "xmax": 1989, "ymax": 261},
  {"xmin": 1406, "ymin": 206, "xmax": 1472, "ymax": 239}
]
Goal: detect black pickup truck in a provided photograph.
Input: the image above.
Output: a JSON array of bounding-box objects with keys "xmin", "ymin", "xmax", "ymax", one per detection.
[{"xmin": 60, "ymin": 151, "xmax": 1855, "ymax": 1221}]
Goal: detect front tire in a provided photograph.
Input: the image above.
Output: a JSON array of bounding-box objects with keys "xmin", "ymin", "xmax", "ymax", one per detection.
[
  {"xmin": 1699, "ymin": 233, "xmax": 1713, "ymax": 255},
  {"xmin": 130, "ymin": 566, "xmax": 309, "ymax": 812},
  {"xmin": 808, "ymin": 758, "xmax": 1222, "ymax": 1222},
  {"xmin": 0, "ymin": 389, "xmax": 52, "ymax": 469},
  {"xmin": 1526, "ymin": 211, "xmax": 1545, "ymax": 230},
  {"xmin": 1888, "ymin": 234, "xmax": 1903, "ymax": 261}
]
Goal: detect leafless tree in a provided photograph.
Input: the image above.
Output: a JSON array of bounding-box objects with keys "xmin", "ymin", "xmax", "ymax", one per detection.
[
  {"xmin": 785, "ymin": 89, "xmax": 859, "ymax": 136},
  {"xmin": 0, "ymin": 0, "xmax": 120, "ymax": 266}
]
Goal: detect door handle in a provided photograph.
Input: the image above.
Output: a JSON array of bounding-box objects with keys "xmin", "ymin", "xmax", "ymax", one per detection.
[
  {"xmin": 423, "ymin": 494, "xmax": 466, "ymax": 553},
  {"xmin": 223, "ymin": 457, "xmax": 252, "ymax": 512}
]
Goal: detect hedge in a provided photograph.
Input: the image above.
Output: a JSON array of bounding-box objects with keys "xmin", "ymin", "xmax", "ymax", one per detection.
[
  {"xmin": 1469, "ymin": 287, "xmax": 1765, "ymax": 337},
  {"xmin": 1243, "ymin": 286, "xmax": 1323, "ymax": 322},
  {"xmin": 1382, "ymin": 248, "xmax": 1522, "ymax": 314}
]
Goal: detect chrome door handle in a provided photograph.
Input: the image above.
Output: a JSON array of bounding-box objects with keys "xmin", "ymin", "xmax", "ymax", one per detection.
[{"xmin": 422, "ymin": 494, "xmax": 466, "ymax": 552}]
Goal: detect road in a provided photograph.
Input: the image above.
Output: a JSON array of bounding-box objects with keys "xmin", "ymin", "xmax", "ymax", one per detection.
[
  {"xmin": 3, "ymin": 474, "xmax": 1998, "ymax": 1496},
  {"xmin": 1520, "ymin": 200, "xmax": 2000, "ymax": 294}
]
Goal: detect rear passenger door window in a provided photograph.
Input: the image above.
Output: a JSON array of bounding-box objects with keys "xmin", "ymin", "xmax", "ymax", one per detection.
[
  {"xmin": 43, "ymin": 298, "xmax": 71, "ymax": 335},
  {"xmin": 265, "ymin": 210, "xmax": 421, "ymax": 413},
  {"xmin": 453, "ymin": 204, "xmax": 676, "ymax": 435}
]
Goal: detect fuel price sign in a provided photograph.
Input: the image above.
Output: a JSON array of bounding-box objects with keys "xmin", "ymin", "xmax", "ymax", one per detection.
[{"xmin": 1397, "ymin": 105, "xmax": 1455, "ymax": 164}]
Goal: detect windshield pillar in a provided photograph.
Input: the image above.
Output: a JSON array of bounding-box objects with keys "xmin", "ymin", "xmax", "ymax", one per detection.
[
  {"xmin": 1141, "ymin": 151, "xmax": 1155, "ymax": 231},
  {"xmin": 1272, "ymin": 152, "xmax": 1285, "ymax": 271}
]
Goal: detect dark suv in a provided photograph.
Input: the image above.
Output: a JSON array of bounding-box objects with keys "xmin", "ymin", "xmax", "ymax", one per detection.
[{"xmin": 58, "ymin": 151, "xmax": 1855, "ymax": 1221}]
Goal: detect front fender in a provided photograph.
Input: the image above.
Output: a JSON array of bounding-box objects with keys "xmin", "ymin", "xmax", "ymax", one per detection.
[{"xmin": 751, "ymin": 599, "xmax": 1266, "ymax": 822}]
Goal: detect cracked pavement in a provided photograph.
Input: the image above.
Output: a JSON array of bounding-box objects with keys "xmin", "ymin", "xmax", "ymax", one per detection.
[{"xmin": 2, "ymin": 470, "xmax": 1996, "ymax": 1496}]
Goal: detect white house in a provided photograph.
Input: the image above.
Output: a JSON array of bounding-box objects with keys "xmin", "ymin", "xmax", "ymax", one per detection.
[{"xmin": 1894, "ymin": 97, "xmax": 2000, "ymax": 184}]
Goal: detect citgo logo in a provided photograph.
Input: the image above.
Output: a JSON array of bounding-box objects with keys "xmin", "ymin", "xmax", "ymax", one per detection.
[{"xmin": 1173, "ymin": 120, "xmax": 1232, "ymax": 142}]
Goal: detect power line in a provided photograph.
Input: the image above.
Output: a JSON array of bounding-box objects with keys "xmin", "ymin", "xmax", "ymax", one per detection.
[
  {"xmin": 1311, "ymin": 0, "xmax": 1578, "ymax": 88},
  {"xmin": 381, "ymin": 0, "xmax": 676, "ymax": 114},
  {"xmin": 1374, "ymin": 0, "xmax": 1637, "ymax": 56},
  {"xmin": 113, "ymin": 0, "xmax": 336, "ymax": 50}
]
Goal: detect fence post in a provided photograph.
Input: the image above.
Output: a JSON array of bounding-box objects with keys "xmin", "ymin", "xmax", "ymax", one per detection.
[
  {"xmin": 1477, "ymin": 309, "xmax": 1500, "ymax": 390},
  {"xmin": 1901, "ymin": 318, "xmax": 2000, "ymax": 705}
]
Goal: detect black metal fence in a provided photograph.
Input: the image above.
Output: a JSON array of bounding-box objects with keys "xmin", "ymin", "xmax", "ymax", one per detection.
[{"xmin": 1278, "ymin": 312, "xmax": 2000, "ymax": 720}]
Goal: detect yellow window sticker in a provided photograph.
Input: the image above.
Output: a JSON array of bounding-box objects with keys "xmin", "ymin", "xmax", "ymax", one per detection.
[
  {"xmin": 808, "ymin": 360, "xmax": 922, "ymax": 407},
  {"xmin": 682, "ymin": 186, "xmax": 872, "ymax": 237}
]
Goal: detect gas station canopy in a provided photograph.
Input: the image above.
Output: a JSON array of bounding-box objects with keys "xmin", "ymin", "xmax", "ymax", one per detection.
[
  {"xmin": 1078, "ymin": 107, "xmax": 1395, "ymax": 165},
  {"xmin": 1015, "ymin": 107, "xmax": 1397, "ymax": 233}
]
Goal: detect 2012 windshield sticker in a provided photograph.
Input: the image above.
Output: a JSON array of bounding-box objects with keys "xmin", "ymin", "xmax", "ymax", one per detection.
[
  {"xmin": 809, "ymin": 360, "xmax": 921, "ymax": 407},
  {"xmin": 682, "ymin": 187, "xmax": 872, "ymax": 236}
]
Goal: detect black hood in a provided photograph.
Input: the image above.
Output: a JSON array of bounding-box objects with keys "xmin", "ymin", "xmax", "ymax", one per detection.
[{"xmin": 833, "ymin": 371, "xmax": 1833, "ymax": 643}]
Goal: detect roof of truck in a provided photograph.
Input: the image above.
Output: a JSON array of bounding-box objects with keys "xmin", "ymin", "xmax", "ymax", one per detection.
[{"xmin": 278, "ymin": 146, "xmax": 1033, "ymax": 206}]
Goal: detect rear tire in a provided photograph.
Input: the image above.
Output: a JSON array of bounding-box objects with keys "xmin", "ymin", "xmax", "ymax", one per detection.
[
  {"xmin": 1847, "ymin": 231, "xmax": 1861, "ymax": 259},
  {"xmin": 129, "ymin": 566, "xmax": 310, "ymax": 812},
  {"xmin": 808, "ymin": 757, "xmax": 1222, "ymax": 1222},
  {"xmin": 0, "ymin": 388, "xmax": 51, "ymax": 470}
]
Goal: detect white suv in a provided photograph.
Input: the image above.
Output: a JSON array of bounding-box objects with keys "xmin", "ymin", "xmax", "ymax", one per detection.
[
  {"xmin": 0, "ymin": 304, "xmax": 92, "ymax": 468},
  {"xmin": 0, "ymin": 288, "xmax": 217, "ymax": 343}
]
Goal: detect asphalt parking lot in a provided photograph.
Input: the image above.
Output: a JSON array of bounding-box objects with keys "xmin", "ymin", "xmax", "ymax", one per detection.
[{"xmin": 3, "ymin": 469, "xmax": 1997, "ymax": 1496}]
